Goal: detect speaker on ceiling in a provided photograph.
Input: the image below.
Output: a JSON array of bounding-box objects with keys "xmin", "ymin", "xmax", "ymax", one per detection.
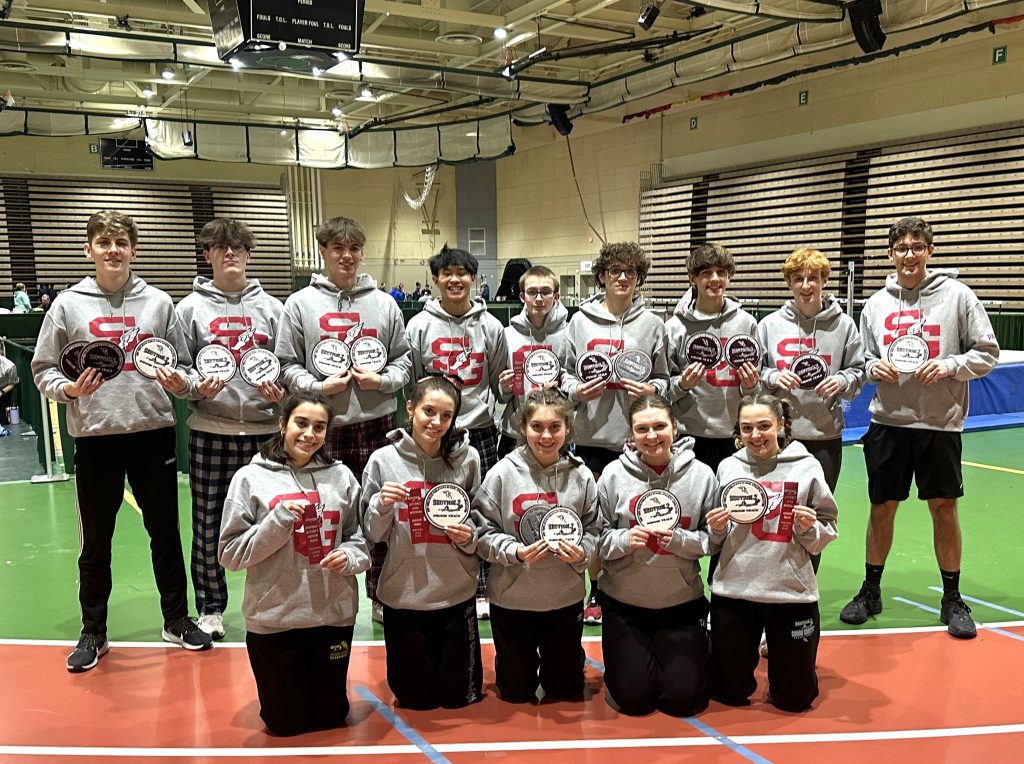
[
  {"xmin": 848, "ymin": 0, "xmax": 886, "ymax": 54},
  {"xmin": 546, "ymin": 103, "xmax": 574, "ymax": 136}
]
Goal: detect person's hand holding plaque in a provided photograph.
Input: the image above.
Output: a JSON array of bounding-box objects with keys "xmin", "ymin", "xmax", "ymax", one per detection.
[
  {"xmin": 321, "ymin": 369, "xmax": 352, "ymax": 395},
  {"xmin": 320, "ymin": 547, "xmax": 350, "ymax": 573},
  {"xmin": 515, "ymin": 538, "xmax": 550, "ymax": 563},
  {"xmin": 915, "ymin": 358, "xmax": 952, "ymax": 386},
  {"xmin": 815, "ymin": 375, "xmax": 846, "ymax": 399},
  {"xmin": 736, "ymin": 361, "xmax": 760, "ymax": 390},
  {"xmin": 793, "ymin": 504, "xmax": 817, "ymax": 533},
  {"xmin": 258, "ymin": 379, "xmax": 285, "ymax": 403},
  {"xmin": 772, "ymin": 368, "xmax": 803, "ymax": 391},
  {"xmin": 445, "ymin": 523, "xmax": 473, "ymax": 546},
  {"xmin": 677, "ymin": 361, "xmax": 707, "ymax": 391},
  {"xmin": 554, "ymin": 540, "xmax": 585, "ymax": 565},
  {"xmin": 378, "ymin": 482, "xmax": 409, "ymax": 509},
  {"xmin": 155, "ymin": 365, "xmax": 189, "ymax": 394},
  {"xmin": 621, "ymin": 378, "xmax": 655, "ymax": 400},
  {"xmin": 870, "ymin": 358, "xmax": 901, "ymax": 383},
  {"xmin": 350, "ymin": 367, "xmax": 382, "ymax": 391},
  {"xmin": 498, "ymin": 368, "xmax": 515, "ymax": 394},
  {"xmin": 575, "ymin": 376, "xmax": 607, "ymax": 401},
  {"xmin": 196, "ymin": 374, "xmax": 226, "ymax": 398},
  {"xmin": 705, "ymin": 506, "xmax": 730, "ymax": 533},
  {"xmin": 64, "ymin": 367, "xmax": 104, "ymax": 399}
]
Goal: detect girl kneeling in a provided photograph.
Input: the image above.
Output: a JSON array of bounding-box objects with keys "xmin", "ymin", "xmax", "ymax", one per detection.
[
  {"xmin": 219, "ymin": 392, "xmax": 369, "ymax": 736},
  {"xmin": 707, "ymin": 394, "xmax": 838, "ymax": 712},
  {"xmin": 361, "ymin": 375, "xmax": 483, "ymax": 709},
  {"xmin": 475, "ymin": 390, "xmax": 601, "ymax": 703}
]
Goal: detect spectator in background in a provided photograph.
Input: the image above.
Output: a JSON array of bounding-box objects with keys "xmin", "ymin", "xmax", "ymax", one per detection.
[
  {"xmin": 410, "ymin": 282, "xmax": 423, "ymax": 300},
  {"xmin": 480, "ymin": 279, "xmax": 491, "ymax": 302},
  {"xmin": 0, "ymin": 351, "xmax": 18, "ymax": 434},
  {"xmin": 389, "ymin": 282, "xmax": 407, "ymax": 302},
  {"xmin": 13, "ymin": 283, "xmax": 31, "ymax": 313},
  {"xmin": 39, "ymin": 294, "xmax": 53, "ymax": 312},
  {"xmin": 418, "ymin": 288, "xmax": 431, "ymax": 303}
]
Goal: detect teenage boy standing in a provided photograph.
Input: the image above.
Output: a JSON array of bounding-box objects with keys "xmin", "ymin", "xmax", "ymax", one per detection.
[
  {"xmin": 667, "ymin": 243, "xmax": 760, "ymax": 472},
  {"xmin": 32, "ymin": 210, "xmax": 212, "ymax": 672},
  {"xmin": 176, "ymin": 218, "xmax": 285, "ymax": 639},
  {"xmin": 276, "ymin": 216, "xmax": 411, "ymax": 621},
  {"xmin": 496, "ymin": 266, "xmax": 570, "ymax": 457},
  {"xmin": 406, "ymin": 244, "xmax": 507, "ymax": 618},
  {"xmin": 840, "ymin": 217, "xmax": 998, "ymax": 639}
]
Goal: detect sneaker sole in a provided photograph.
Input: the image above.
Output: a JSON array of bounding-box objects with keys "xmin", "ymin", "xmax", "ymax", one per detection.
[
  {"xmin": 161, "ymin": 630, "xmax": 213, "ymax": 651},
  {"xmin": 67, "ymin": 643, "xmax": 109, "ymax": 673}
]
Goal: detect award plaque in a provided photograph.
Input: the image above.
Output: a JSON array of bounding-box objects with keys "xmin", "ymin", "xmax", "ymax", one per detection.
[
  {"xmin": 311, "ymin": 338, "xmax": 351, "ymax": 377},
  {"xmin": 349, "ymin": 336, "xmax": 389, "ymax": 373},
  {"xmin": 422, "ymin": 483, "xmax": 471, "ymax": 529},
  {"xmin": 59, "ymin": 341, "xmax": 88, "ymax": 379},
  {"xmin": 722, "ymin": 478, "xmax": 769, "ymax": 524},
  {"xmin": 132, "ymin": 337, "xmax": 178, "ymax": 380},
  {"xmin": 576, "ymin": 351, "xmax": 613, "ymax": 383},
  {"xmin": 239, "ymin": 347, "xmax": 281, "ymax": 386},
  {"xmin": 634, "ymin": 489, "xmax": 681, "ymax": 531},
  {"xmin": 541, "ymin": 506, "xmax": 584, "ymax": 551},
  {"xmin": 613, "ymin": 350, "xmax": 653, "ymax": 383},
  {"xmin": 80, "ymin": 340, "xmax": 125, "ymax": 380},
  {"xmin": 523, "ymin": 348, "xmax": 560, "ymax": 385},
  {"xmin": 791, "ymin": 352, "xmax": 829, "ymax": 389},
  {"xmin": 684, "ymin": 332, "xmax": 722, "ymax": 367},
  {"xmin": 725, "ymin": 335, "xmax": 761, "ymax": 369},
  {"xmin": 887, "ymin": 334, "xmax": 930, "ymax": 373},
  {"xmin": 195, "ymin": 344, "xmax": 238, "ymax": 382},
  {"xmin": 519, "ymin": 503, "xmax": 550, "ymax": 545}
]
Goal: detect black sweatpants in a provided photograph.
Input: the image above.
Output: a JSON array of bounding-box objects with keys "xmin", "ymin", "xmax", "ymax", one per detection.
[
  {"xmin": 74, "ymin": 427, "xmax": 188, "ymax": 636},
  {"xmin": 599, "ymin": 593, "xmax": 709, "ymax": 717},
  {"xmin": 246, "ymin": 625, "xmax": 354, "ymax": 736},
  {"xmin": 490, "ymin": 601, "xmax": 584, "ymax": 703},
  {"xmin": 382, "ymin": 598, "xmax": 483, "ymax": 710},
  {"xmin": 710, "ymin": 594, "xmax": 820, "ymax": 712}
]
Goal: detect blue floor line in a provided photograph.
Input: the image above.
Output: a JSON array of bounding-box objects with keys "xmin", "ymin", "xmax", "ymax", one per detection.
[{"xmin": 354, "ymin": 685, "xmax": 451, "ymax": 764}]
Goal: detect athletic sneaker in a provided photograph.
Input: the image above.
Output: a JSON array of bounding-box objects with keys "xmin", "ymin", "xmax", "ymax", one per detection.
[
  {"xmin": 67, "ymin": 633, "xmax": 109, "ymax": 673},
  {"xmin": 162, "ymin": 616, "xmax": 214, "ymax": 651},
  {"xmin": 197, "ymin": 613, "xmax": 225, "ymax": 640},
  {"xmin": 940, "ymin": 594, "xmax": 977, "ymax": 639},
  {"xmin": 583, "ymin": 597, "xmax": 602, "ymax": 626},
  {"xmin": 839, "ymin": 583, "xmax": 882, "ymax": 625},
  {"xmin": 476, "ymin": 596, "xmax": 490, "ymax": 621},
  {"xmin": 371, "ymin": 601, "xmax": 384, "ymax": 624}
]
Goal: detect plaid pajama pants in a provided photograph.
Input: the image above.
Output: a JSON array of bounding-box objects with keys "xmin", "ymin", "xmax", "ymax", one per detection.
[
  {"xmin": 189, "ymin": 430, "xmax": 267, "ymax": 616},
  {"xmin": 325, "ymin": 414, "xmax": 395, "ymax": 603}
]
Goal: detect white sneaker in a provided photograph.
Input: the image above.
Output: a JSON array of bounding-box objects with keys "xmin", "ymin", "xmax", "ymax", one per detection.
[
  {"xmin": 476, "ymin": 596, "xmax": 490, "ymax": 620},
  {"xmin": 759, "ymin": 632, "xmax": 768, "ymax": 658},
  {"xmin": 197, "ymin": 613, "xmax": 225, "ymax": 640}
]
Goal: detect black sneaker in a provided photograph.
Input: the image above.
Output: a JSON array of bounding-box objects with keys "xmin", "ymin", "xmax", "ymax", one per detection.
[
  {"xmin": 162, "ymin": 616, "xmax": 214, "ymax": 651},
  {"xmin": 940, "ymin": 594, "xmax": 977, "ymax": 639},
  {"xmin": 839, "ymin": 583, "xmax": 882, "ymax": 625},
  {"xmin": 67, "ymin": 633, "xmax": 109, "ymax": 673}
]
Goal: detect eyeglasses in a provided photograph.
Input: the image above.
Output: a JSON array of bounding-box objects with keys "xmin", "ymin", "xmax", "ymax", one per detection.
[
  {"xmin": 524, "ymin": 288, "xmax": 556, "ymax": 299},
  {"xmin": 607, "ymin": 268, "xmax": 639, "ymax": 280},
  {"xmin": 891, "ymin": 244, "xmax": 930, "ymax": 255}
]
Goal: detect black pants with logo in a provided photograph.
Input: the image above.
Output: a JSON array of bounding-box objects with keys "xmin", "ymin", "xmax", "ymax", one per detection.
[
  {"xmin": 246, "ymin": 625, "xmax": 354, "ymax": 736},
  {"xmin": 74, "ymin": 427, "xmax": 188, "ymax": 636},
  {"xmin": 490, "ymin": 601, "xmax": 585, "ymax": 703},
  {"xmin": 710, "ymin": 594, "xmax": 820, "ymax": 712}
]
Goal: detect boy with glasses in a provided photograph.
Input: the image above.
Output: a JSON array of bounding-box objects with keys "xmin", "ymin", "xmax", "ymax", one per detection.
[
  {"xmin": 176, "ymin": 218, "xmax": 285, "ymax": 639},
  {"xmin": 32, "ymin": 210, "xmax": 212, "ymax": 672},
  {"xmin": 840, "ymin": 217, "xmax": 998, "ymax": 639},
  {"xmin": 562, "ymin": 241, "xmax": 670, "ymax": 624},
  {"xmin": 497, "ymin": 266, "xmax": 570, "ymax": 458}
]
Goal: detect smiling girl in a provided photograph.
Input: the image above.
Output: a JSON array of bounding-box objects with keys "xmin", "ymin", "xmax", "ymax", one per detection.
[
  {"xmin": 596, "ymin": 394, "xmax": 717, "ymax": 716},
  {"xmin": 474, "ymin": 390, "xmax": 601, "ymax": 703},
  {"xmin": 361, "ymin": 375, "xmax": 483, "ymax": 710},
  {"xmin": 219, "ymin": 392, "xmax": 369, "ymax": 736},
  {"xmin": 705, "ymin": 394, "xmax": 838, "ymax": 712}
]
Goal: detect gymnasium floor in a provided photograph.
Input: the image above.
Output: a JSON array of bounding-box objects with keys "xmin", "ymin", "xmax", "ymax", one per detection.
[{"xmin": 2, "ymin": 429, "xmax": 1023, "ymax": 762}]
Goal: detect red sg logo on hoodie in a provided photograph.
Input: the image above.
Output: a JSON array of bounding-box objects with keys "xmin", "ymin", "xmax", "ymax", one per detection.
[
  {"xmin": 775, "ymin": 338, "xmax": 832, "ymax": 369},
  {"xmin": 88, "ymin": 316, "xmax": 152, "ymax": 373},
  {"xmin": 430, "ymin": 337, "xmax": 485, "ymax": 386},
  {"xmin": 319, "ymin": 312, "xmax": 379, "ymax": 343},
  {"xmin": 883, "ymin": 310, "xmax": 940, "ymax": 358},
  {"xmin": 704, "ymin": 337, "xmax": 738, "ymax": 388},
  {"xmin": 208, "ymin": 317, "xmax": 271, "ymax": 362}
]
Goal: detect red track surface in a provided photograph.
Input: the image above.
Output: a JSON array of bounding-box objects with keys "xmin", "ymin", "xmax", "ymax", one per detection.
[{"xmin": 3, "ymin": 626, "xmax": 1024, "ymax": 763}]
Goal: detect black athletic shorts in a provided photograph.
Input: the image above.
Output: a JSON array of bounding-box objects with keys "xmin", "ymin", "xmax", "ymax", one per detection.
[{"xmin": 862, "ymin": 422, "xmax": 964, "ymax": 504}]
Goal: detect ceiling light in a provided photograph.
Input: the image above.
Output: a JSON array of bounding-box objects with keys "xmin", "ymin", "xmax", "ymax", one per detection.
[
  {"xmin": 181, "ymin": 128, "xmax": 193, "ymax": 146},
  {"xmin": 229, "ymin": 58, "xmax": 243, "ymax": 69},
  {"xmin": 160, "ymin": 66, "xmax": 175, "ymax": 80},
  {"xmin": 141, "ymin": 87, "xmax": 154, "ymax": 98},
  {"xmin": 493, "ymin": 27, "xmax": 508, "ymax": 40},
  {"xmin": 312, "ymin": 67, "xmax": 323, "ymax": 77},
  {"xmin": 465, "ymin": 131, "xmax": 478, "ymax": 137},
  {"xmin": 360, "ymin": 86, "xmax": 372, "ymax": 98},
  {"xmin": 280, "ymin": 128, "xmax": 288, "ymax": 136},
  {"xmin": 331, "ymin": 105, "xmax": 343, "ymax": 117}
]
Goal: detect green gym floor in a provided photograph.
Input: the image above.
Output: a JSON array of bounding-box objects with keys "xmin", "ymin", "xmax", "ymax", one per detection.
[{"xmin": 1, "ymin": 428, "xmax": 1021, "ymax": 643}]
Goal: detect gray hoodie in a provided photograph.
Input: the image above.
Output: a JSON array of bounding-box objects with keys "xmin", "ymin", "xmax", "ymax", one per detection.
[
  {"xmin": 405, "ymin": 297, "xmax": 508, "ymax": 431},
  {"xmin": 361, "ymin": 428, "xmax": 482, "ymax": 611},
  {"xmin": 560, "ymin": 294, "xmax": 670, "ymax": 451},
  {"xmin": 499, "ymin": 301, "xmax": 571, "ymax": 439},
  {"xmin": 473, "ymin": 447, "xmax": 601, "ymax": 611},
  {"xmin": 711, "ymin": 441, "xmax": 838, "ymax": 604},
  {"xmin": 276, "ymin": 273, "xmax": 411, "ymax": 426},
  {"xmin": 597, "ymin": 439, "xmax": 717, "ymax": 609},
  {"xmin": 666, "ymin": 292, "xmax": 758, "ymax": 439},
  {"xmin": 32, "ymin": 273, "xmax": 193, "ymax": 437},
  {"xmin": 756, "ymin": 295, "xmax": 865, "ymax": 441},
  {"xmin": 176, "ymin": 276, "xmax": 284, "ymax": 435},
  {"xmin": 860, "ymin": 269, "xmax": 998, "ymax": 432},
  {"xmin": 219, "ymin": 453, "xmax": 369, "ymax": 634}
]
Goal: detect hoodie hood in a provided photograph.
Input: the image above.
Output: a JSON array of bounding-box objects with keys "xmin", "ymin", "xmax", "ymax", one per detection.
[
  {"xmin": 779, "ymin": 293, "xmax": 844, "ymax": 324},
  {"xmin": 310, "ymin": 272, "xmax": 379, "ymax": 305},
  {"xmin": 190, "ymin": 275, "xmax": 267, "ymax": 301},
  {"xmin": 506, "ymin": 442, "xmax": 586, "ymax": 475},
  {"xmin": 578, "ymin": 292, "xmax": 649, "ymax": 326},
  {"xmin": 423, "ymin": 295, "xmax": 489, "ymax": 323},
  {"xmin": 884, "ymin": 267, "xmax": 957, "ymax": 298},
  {"xmin": 618, "ymin": 436, "xmax": 699, "ymax": 483},
  {"xmin": 729, "ymin": 439, "xmax": 813, "ymax": 473},
  {"xmin": 673, "ymin": 288, "xmax": 744, "ymax": 324},
  {"xmin": 510, "ymin": 299, "xmax": 569, "ymax": 338},
  {"xmin": 69, "ymin": 272, "xmax": 147, "ymax": 300},
  {"xmin": 249, "ymin": 451, "xmax": 338, "ymax": 476},
  {"xmin": 386, "ymin": 426, "xmax": 471, "ymax": 464}
]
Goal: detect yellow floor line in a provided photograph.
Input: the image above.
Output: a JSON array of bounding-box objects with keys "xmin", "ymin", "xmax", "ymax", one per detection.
[
  {"xmin": 853, "ymin": 444, "xmax": 1024, "ymax": 476},
  {"xmin": 123, "ymin": 489, "xmax": 142, "ymax": 516}
]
